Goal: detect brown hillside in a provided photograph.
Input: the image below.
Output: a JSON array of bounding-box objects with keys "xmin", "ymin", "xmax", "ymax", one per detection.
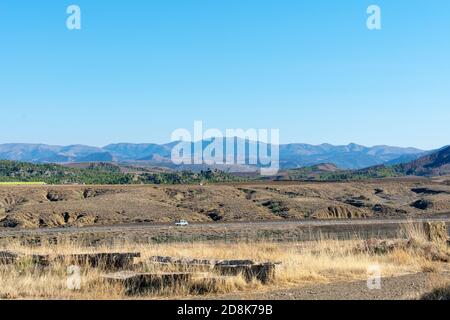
[{"xmin": 1, "ymin": 179, "xmax": 450, "ymax": 229}]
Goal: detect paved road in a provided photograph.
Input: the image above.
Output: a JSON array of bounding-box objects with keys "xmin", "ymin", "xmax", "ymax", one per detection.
[{"xmin": 1, "ymin": 216, "xmax": 449, "ymax": 237}]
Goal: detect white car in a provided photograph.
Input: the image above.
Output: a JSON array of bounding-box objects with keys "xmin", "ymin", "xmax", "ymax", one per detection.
[{"xmin": 175, "ymin": 219, "xmax": 189, "ymax": 226}]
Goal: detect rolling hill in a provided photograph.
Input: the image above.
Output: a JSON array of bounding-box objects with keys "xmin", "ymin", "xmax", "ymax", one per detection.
[
  {"xmin": 396, "ymin": 146, "xmax": 450, "ymax": 176},
  {"xmin": 0, "ymin": 145, "xmax": 449, "ymax": 185},
  {"xmin": 280, "ymin": 146, "xmax": 450, "ymax": 181},
  {"xmin": 0, "ymin": 142, "xmax": 425, "ymax": 170},
  {"xmin": 0, "ymin": 160, "xmax": 240, "ymax": 185}
]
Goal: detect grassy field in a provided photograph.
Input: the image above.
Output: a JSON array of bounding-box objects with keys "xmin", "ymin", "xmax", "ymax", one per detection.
[
  {"xmin": 0, "ymin": 182, "xmax": 46, "ymax": 185},
  {"xmin": 0, "ymin": 223, "xmax": 448, "ymax": 300}
]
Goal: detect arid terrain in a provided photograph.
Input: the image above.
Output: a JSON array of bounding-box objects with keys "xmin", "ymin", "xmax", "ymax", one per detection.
[
  {"xmin": 209, "ymin": 272, "xmax": 450, "ymax": 300},
  {"xmin": 1, "ymin": 222, "xmax": 449, "ymax": 300},
  {"xmin": 1, "ymin": 179, "xmax": 450, "ymax": 300},
  {"xmin": 1, "ymin": 179, "xmax": 450, "ymax": 230}
]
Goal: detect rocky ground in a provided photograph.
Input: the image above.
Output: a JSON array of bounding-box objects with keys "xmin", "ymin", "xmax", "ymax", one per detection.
[
  {"xmin": 1, "ymin": 179, "xmax": 450, "ymax": 230},
  {"xmin": 208, "ymin": 272, "xmax": 450, "ymax": 300}
]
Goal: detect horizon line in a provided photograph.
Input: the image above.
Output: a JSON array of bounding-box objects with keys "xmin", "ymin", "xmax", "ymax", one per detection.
[{"xmin": 0, "ymin": 140, "xmax": 433, "ymax": 151}]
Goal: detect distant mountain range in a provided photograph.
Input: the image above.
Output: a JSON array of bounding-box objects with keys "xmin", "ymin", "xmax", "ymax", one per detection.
[
  {"xmin": 279, "ymin": 146, "xmax": 450, "ymax": 181},
  {"xmin": 0, "ymin": 142, "xmax": 428, "ymax": 170},
  {"xmin": 396, "ymin": 145, "xmax": 450, "ymax": 176},
  {"xmin": 1, "ymin": 146, "xmax": 449, "ymax": 184},
  {"xmin": 278, "ymin": 143, "xmax": 426, "ymax": 169}
]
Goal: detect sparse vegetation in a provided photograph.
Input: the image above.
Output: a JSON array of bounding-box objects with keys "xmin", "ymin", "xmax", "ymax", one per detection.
[
  {"xmin": 284, "ymin": 165, "xmax": 404, "ymax": 181},
  {"xmin": 2, "ymin": 179, "xmax": 450, "ymax": 229},
  {"xmin": 0, "ymin": 160, "xmax": 240, "ymax": 185},
  {"xmin": 1, "ymin": 227, "xmax": 448, "ymax": 300}
]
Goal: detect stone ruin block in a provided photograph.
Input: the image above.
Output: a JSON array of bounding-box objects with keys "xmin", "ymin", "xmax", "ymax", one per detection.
[
  {"xmin": 149, "ymin": 256, "xmax": 219, "ymax": 266},
  {"xmin": 29, "ymin": 254, "xmax": 51, "ymax": 267},
  {"xmin": 102, "ymin": 271, "xmax": 193, "ymax": 295},
  {"xmin": 149, "ymin": 256, "xmax": 256, "ymax": 267},
  {"xmin": 147, "ymin": 256, "xmax": 219, "ymax": 272},
  {"xmin": 215, "ymin": 260, "xmax": 277, "ymax": 284},
  {"xmin": 0, "ymin": 250, "xmax": 22, "ymax": 265},
  {"xmin": 57, "ymin": 252, "xmax": 141, "ymax": 270},
  {"xmin": 214, "ymin": 263, "xmax": 277, "ymax": 284},
  {"xmin": 1, "ymin": 251, "xmax": 142, "ymax": 271},
  {"xmin": 148, "ymin": 256, "xmax": 278, "ymax": 284},
  {"xmin": 215, "ymin": 259, "xmax": 255, "ymax": 266},
  {"xmin": 0, "ymin": 251, "xmax": 51, "ymax": 268}
]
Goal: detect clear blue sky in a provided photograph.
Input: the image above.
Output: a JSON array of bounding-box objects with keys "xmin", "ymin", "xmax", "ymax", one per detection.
[{"xmin": 0, "ymin": 0, "xmax": 449, "ymax": 149}]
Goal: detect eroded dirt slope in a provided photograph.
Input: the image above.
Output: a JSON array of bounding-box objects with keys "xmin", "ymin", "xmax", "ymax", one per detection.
[{"xmin": 1, "ymin": 179, "xmax": 450, "ymax": 229}]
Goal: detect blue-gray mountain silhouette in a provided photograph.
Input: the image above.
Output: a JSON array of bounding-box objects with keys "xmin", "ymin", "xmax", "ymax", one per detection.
[{"xmin": 0, "ymin": 141, "xmax": 426, "ymax": 170}]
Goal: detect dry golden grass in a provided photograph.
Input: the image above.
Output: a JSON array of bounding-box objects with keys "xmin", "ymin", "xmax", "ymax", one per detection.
[
  {"xmin": 1, "ymin": 225, "xmax": 447, "ymax": 300},
  {"xmin": 421, "ymin": 282, "xmax": 450, "ymax": 300},
  {"xmin": 399, "ymin": 221, "xmax": 427, "ymax": 244}
]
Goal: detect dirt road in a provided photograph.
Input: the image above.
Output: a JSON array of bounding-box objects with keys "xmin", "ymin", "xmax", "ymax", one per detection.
[
  {"xmin": 1, "ymin": 217, "xmax": 449, "ymax": 245},
  {"xmin": 209, "ymin": 272, "xmax": 450, "ymax": 300},
  {"xmin": 1, "ymin": 216, "xmax": 450, "ymax": 237}
]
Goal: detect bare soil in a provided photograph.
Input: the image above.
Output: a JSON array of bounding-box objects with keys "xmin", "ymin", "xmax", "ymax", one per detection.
[
  {"xmin": 207, "ymin": 272, "xmax": 450, "ymax": 300},
  {"xmin": 1, "ymin": 180, "xmax": 450, "ymax": 231}
]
